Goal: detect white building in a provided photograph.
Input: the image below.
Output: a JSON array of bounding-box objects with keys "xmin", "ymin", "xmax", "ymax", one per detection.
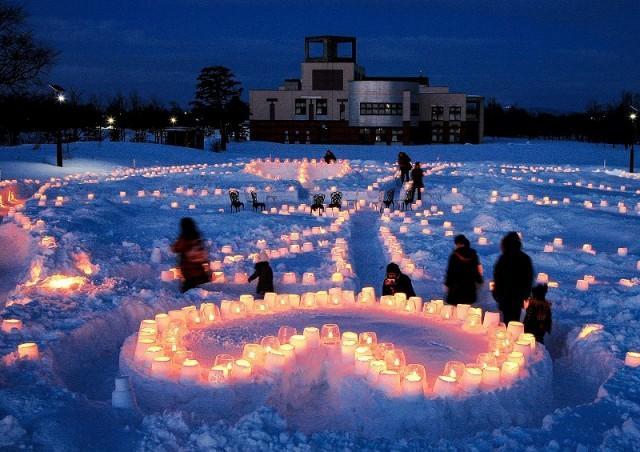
[{"xmin": 250, "ymin": 36, "xmax": 483, "ymax": 145}]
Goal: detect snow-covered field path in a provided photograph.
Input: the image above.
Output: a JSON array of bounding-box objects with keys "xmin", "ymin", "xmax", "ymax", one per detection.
[{"xmin": 0, "ymin": 139, "xmax": 639, "ymax": 451}]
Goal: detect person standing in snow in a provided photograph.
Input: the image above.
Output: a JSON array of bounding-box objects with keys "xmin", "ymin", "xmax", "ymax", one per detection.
[
  {"xmin": 410, "ymin": 161, "xmax": 425, "ymax": 201},
  {"xmin": 324, "ymin": 149, "xmax": 337, "ymax": 164},
  {"xmin": 492, "ymin": 231, "xmax": 534, "ymax": 325},
  {"xmin": 248, "ymin": 251, "xmax": 274, "ymax": 298},
  {"xmin": 171, "ymin": 217, "xmax": 211, "ymax": 293},
  {"xmin": 444, "ymin": 234, "xmax": 483, "ymax": 305},
  {"xmin": 397, "ymin": 152, "xmax": 412, "ymax": 183},
  {"xmin": 382, "ymin": 262, "xmax": 416, "ymax": 298},
  {"xmin": 523, "ymin": 284, "xmax": 552, "ymax": 344}
]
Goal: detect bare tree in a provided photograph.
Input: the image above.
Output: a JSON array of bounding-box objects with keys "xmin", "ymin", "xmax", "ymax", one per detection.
[{"xmin": 0, "ymin": 1, "xmax": 56, "ymax": 92}]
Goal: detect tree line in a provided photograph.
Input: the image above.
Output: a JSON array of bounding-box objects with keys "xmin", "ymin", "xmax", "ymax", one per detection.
[
  {"xmin": 485, "ymin": 92, "xmax": 639, "ymax": 146},
  {"xmin": 0, "ymin": 1, "xmax": 249, "ymax": 149}
]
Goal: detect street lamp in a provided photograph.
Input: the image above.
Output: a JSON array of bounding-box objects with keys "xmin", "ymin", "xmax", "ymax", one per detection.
[
  {"xmin": 629, "ymin": 106, "xmax": 638, "ymax": 173},
  {"xmin": 106, "ymin": 116, "xmax": 115, "ymax": 127},
  {"xmin": 48, "ymin": 83, "xmax": 65, "ymax": 167},
  {"xmin": 170, "ymin": 116, "xmax": 177, "ymax": 125}
]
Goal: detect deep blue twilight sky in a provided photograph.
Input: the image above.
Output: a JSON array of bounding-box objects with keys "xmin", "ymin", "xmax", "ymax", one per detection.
[{"xmin": 27, "ymin": 0, "xmax": 640, "ymax": 112}]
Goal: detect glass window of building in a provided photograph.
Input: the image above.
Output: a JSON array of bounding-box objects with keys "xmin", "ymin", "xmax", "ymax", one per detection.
[
  {"xmin": 432, "ymin": 106, "xmax": 444, "ymax": 121},
  {"xmin": 449, "ymin": 106, "xmax": 462, "ymax": 121},
  {"xmin": 449, "ymin": 124, "xmax": 461, "ymax": 143},
  {"xmin": 359, "ymin": 102, "xmax": 403, "ymax": 116},
  {"xmin": 295, "ymin": 99, "xmax": 306, "ymax": 115},
  {"xmin": 316, "ymin": 99, "xmax": 328, "ymax": 115},
  {"xmin": 466, "ymin": 101, "xmax": 479, "ymax": 120},
  {"xmin": 432, "ymin": 125, "xmax": 443, "ymax": 143}
]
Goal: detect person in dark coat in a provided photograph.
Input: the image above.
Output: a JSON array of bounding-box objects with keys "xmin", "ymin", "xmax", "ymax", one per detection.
[
  {"xmin": 523, "ymin": 284, "xmax": 552, "ymax": 344},
  {"xmin": 492, "ymin": 231, "xmax": 534, "ymax": 325},
  {"xmin": 410, "ymin": 162, "xmax": 425, "ymax": 201},
  {"xmin": 382, "ymin": 263, "xmax": 416, "ymax": 298},
  {"xmin": 397, "ymin": 152, "xmax": 412, "ymax": 182},
  {"xmin": 445, "ymin": 234, "xmax": 483, "ymax": 305},
  {"xmin": 248, "ymin": 251, "xmax": 274, "ymax": 298},
  {"xmin": 324, "ymin": 149, "xmax": 337, "ymax": 164},
  {"xmin": 171, "ymin": 217, "xmax": 211, "ymax": 293}
]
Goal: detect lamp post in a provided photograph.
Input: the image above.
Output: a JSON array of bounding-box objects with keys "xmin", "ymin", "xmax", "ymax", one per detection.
[
  {"xmin": 630, "ymin": 107, "xmax": 637, "ymax": 174},
  {"xmin": 48, "ymin": 84, "xmax": 65, "ymax": 167}
]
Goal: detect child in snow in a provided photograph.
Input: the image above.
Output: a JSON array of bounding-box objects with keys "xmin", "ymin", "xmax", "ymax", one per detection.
[
  {"xmin": 171, "ymin": 217, "xmax": 211, "ymax": 293},
  {"xmin": 324, "ymin": 149, "xmax": 337, "ymax": 164},
  {"xmin": 248, "ymin": 251, "xmax": 274, "ymax": 298},
  {"xmin": 382, "ymin": 262, "xmax": 416, "ymax": 298},
  {"xmin": 523, "ymin": 284, "xmax": 552, "ymax": 344}
]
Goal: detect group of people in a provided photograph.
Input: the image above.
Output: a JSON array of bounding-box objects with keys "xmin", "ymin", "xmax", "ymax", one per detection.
[
  {"xmin": 383, "ymin": 231, "xmax": 552, "ymax": 343},
  {"xmin": 173, "ymin": 180, "xmax": 552, "ymax": 345},
  {"xmin": 398, "ymin": 152, "xmax": 424, "ymax": 201}
]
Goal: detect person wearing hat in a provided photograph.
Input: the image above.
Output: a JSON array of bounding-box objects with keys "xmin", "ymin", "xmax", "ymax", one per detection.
[
  {"xmin": 444, "ymin": 234, "xmax": 483, "ymax": 305},
  {"xmin": 248, "ymin": 251, "xmax": 274, "ymax": 298},
  {"xmin": 382, "ymin": 262, "xmax": 416, "ymax": 298}
]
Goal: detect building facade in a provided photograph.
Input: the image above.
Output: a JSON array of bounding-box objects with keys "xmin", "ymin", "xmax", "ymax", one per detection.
[{"xmin": 250, "ymin": 36, "xmax": 484, "ymax": 145}]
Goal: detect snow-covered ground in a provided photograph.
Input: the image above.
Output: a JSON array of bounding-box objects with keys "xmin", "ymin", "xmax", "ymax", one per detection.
[{"xmin": 0, "ymin": 138, "xmax": 639, "ymax": 451}]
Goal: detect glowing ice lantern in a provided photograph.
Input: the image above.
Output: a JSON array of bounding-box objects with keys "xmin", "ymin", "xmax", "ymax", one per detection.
[
  {"xmin": 454, "ymin": 304, "xmax": 470, "ymax": 321},
  {"xmin": 461, "ymin": 367, "xmax": 482, "ymax": 392},
  {"xmin": 402, "ymin": 364, "xmax": 426, "ymax": 398},
  {"xmin": 232, "ymin": 359, "xmax": 252, "ymax": 381},
  {"xmin": 280, "ymin": 272, "xmax": 295, "ymax": 284},
  {"xmin": 341, "ymin": 338, "xmax": 358, "ymax": 363},
  {"xmin": 618, "ymin": 247, "xmax": 628, "ymax": 257},
  {"xmin": 277, "ymin": 326, "xmax": 297, "ymax": 345},
  {"xmin": 321, "ymin": 324, "xmax": 341, "ymax": 345},
  {"xmin": 233, "ymin": 272, "xmax": 248, "ymax": 284},
  {"xmin": 478, "ymin": 236, "xmax": 488, "ymax": 246},
  {"xmin": 463, "ymin": 313, "xmax": 482, "ymax": 332},
  {"xmin": 582, "ymin": 243, "xmax": 594, "ymax": 254},
  {"xmin": 507, "ymin": 321, "xmax": 525, "ymax": 339},
  {"xmin": 553, "ymin": 238, "xmax": 563, "ymax": 248},
  {"xmin": 170, "ymin": 201, "xmax": 179, "ymax": 208},
  {"xmin": 384, "ymin": 348, "xmax": 406, "ymax": 371},
  {"xmin": 482, "ymin": 366, "xmax": 501, "ymax": 389},
  {"xmin": 482, "ymin": 311, "xmax": 500, "ymax": 329},
  {"xmin": 433, "ymin": 375, "xmax": 457, "ymax": 397},
  {"xmin": 500, "ymin": 360, "xmax": 519, "ymax": 384},
  {"xmin": 300, "ymin": 292, "xmax": 317, "ymax": 308},
  {"xmin": 576, "ymin": 279, "xmax": 589, "ymax": 291},
  {"xmin": 380, "ymin": 295, "xmax": 396, "ymax": 310},
  {"xmin": 536, "ymin": 273, "xmax": 549, "ymax": 284},
  {"xmin": 2, "ymin": 319, "xmax": 23, "ymax": 333},
  {"xmin": 303, "ymin": 327, "xmax": 321, "ymax": 348},
  {"xmin": 242, "ymin": 344, "xmax": 265, "ymax": 366},
  {"xmin": 221, "ymin": 245, "xmax": 233, "ymax": 254},
  {"xmin": 289, "ymin": 334, "xmax": 308, "ymax": 353},
  {"xmin": 544, "ymin": 244, "xmax": 554, "ymax": 253},
  {"xmin": 331, "ymin": 272, "xmax": 344, "ymax": 284},
  {"xmin": 17, "ymin": 342, "xmax": 39, "ymax": 360},
  {"xmin": 378, "ymin": 370, "xmax": 401, "ymax": 396},
  {"xmin": 151, "ymin": 356, "xmax": 173, "ymax": 379},
  {"xmin": 302, "ymin": 242, "xmax": 314, "ymax": 252},
  {"xmin": 200, "ymin": 303, "xmax": 220, "ymax": 324},
  {"xmin": 625, "ymin": 352, "xmax": 640, "ymax": 367}
]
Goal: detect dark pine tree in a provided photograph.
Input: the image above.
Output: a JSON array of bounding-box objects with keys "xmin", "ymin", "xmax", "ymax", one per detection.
[{"xmin": 191, "ymin": 66, "xmax": 243, "ymax": 151}]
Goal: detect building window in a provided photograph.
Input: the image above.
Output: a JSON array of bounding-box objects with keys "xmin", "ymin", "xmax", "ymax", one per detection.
[
  {"xmin": 432, "ymin": 106, "xmax": 444, "ymax": 121},
  {"xmin": 312, "ymin": 70, "xmax": 343, "ymax": 90},
  {"xmin": 339, "ymin": 101, "xmax": 346, "ymax": 120},
  {"xmin": 449, "ymin": 106, "xmax": 462, "ymax": 121},
  {"xmin": 411, "ymin": 103, "xmax": 420, "ymax": 116},
  {"xmin": 466, "ymin": 101, "xmax": 480, "ymax": 121},
  {"xmin": 295, "ymin": 99, "xmax": 306, "ymax": 115},
  {"xmin": 392, "ymin": 129, "xmax": 403, "ymax": 142},
  {"xmin": 449, "ymin": 124, "xmax": 461, "ymax": 143},
  {"xmin": 432, "ymin": 125, "xmax": 443, "ymax": 143},
  {"xmin": 359, "ymin": 102, "xmax": 403, "ymax": 116},
  {"xmin": 316, "ymin": 99, "xmax": 328, "ymax": 115}
]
